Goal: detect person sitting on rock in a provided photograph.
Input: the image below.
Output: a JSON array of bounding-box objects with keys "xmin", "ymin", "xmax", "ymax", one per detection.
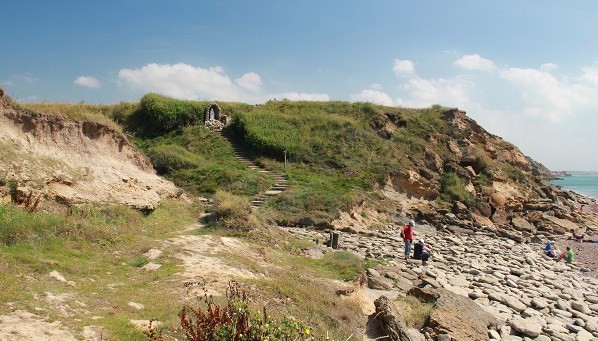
[
  {"xmin": 413, "ymin": 239, "xmax": 430, "ymax": 265},
  {"xmin": 556, "ymin": 246, "xmax": 574, "ymax": 263},
  {"xmin": 400, "ymin": 220, "xmax": 415, "ymax": 261},
  {"xmin": 571, "ymin": 229, "xmax": 585, "ymax": 242},
  {"xmin": 544, "ymin": 241, "xmax": 558, "ymax": 258}
]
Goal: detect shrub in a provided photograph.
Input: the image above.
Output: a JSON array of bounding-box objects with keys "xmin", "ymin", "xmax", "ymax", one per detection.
[
  {"xmin": 129, "ymin": 256, "xmax": 150, "ymax": 267},
  {"xmin": 150, "ymin": 281, "xmax": 313, "ymax": 341},
  {"xmin": 440, "ymin": 173, "xmax": 471, "ymax": 203},
  {"xmin": 503, "ymin": 164, "xmax": 525, "ymax": 183},
  {"xmin": 8, "ymin": 180, "xmax": 17, "ymax": 203},
  {"xmin": 394, "ymin": 296, "xmax": 435, "ymax": 329},
  {"xmin": 139, "ymin": 94, "xmax": 203, "ymax": 132},
  {"xmin": 147, "ymin": 144, "xmax": 203, "ymax": 174},
  {"xmin": 213, "ymin": 191, "xmax": 253, "ymax": 230}
]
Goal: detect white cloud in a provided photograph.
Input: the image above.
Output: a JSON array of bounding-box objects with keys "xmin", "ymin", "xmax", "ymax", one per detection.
[
  {"xmin": 393, "ymin": 59, "xmax": 415, "ymax": 77},
  {"xmin": 580, "ymin": 66, "xmax": 598, "ymax": 85},
  {"xmin": 118, "ymin": 63, "xmax": 234, "ymax": 100},
  {"xmin": 74, "ymin": 76, "xmax": 100, "ymax": 88},
  {"xmin": 397, "ymin": 77, "xmax": 477, "ymax": 109},
  {"xmin": 276, "ymin": 92, "xmax": 330, "ymax": 101},
  {"xmin": 350, "ymin": 89, "xmax": 394, "ymax": 106},
  {"xmin": 235, "ymin": 72, "xmax": 262, "ymax": 92},
  {"xmin": 118, "ymin": 63, "xmax": 328, "ymax": 103},
  {"xmin": 454, "ymin": 54, "xmax": 496, "ymax": 72},
  {"xmin": 499, "ymin": 67, "xmax": 592, "ymax": 122}
]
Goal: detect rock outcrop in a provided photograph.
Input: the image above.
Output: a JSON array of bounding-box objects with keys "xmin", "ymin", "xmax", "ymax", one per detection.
[
  {"xmin": 0, "ymin": 96, "xmax": 179, "ymax": 210},
  {"xmin": 381, "ymin": 108, "xmax": 597, "ymax": 237},
  {"xmin": 408, "ymin": 286, "xmax": 498, "ymax": 340}
]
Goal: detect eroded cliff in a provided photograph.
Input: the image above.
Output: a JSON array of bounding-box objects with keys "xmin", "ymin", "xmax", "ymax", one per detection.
[{"xmin": 0, "ymin": 95, "xmax": 179, "ymax": 210}]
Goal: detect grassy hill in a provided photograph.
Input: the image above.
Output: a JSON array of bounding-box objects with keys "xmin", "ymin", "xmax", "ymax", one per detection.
[{"xmin": 20, "ymin": 93, "xmax": 555, "ymax": 231}]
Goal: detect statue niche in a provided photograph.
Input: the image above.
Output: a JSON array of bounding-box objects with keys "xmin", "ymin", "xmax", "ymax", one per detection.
[{"xmin": 204, "ymin": 103, "xmax": 228, "ymax": 131}]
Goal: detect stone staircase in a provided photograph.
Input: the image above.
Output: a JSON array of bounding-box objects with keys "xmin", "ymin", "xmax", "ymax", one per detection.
[{"xmin": 213, "ymin": 131, "xmax": 289, "ymax": 209}]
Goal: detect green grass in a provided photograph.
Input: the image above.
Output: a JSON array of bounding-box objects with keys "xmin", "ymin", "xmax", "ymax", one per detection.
[
  {"xmin": 244, "ymin": 247, "xmax": 366, "ymax": 339},
  {"xmin": 0, "ymin": 200, "xmax": 202, "ymax": 339},
  {"xmin": 17, "ymin": 101, "xmax": 136, "ymax": 132},
  {"xmin": 134, "ymin": 126, "xmax": 274, "ymax": 196},
  {"xmin": 394, "ymin": 295, "xmax": 435, "ymax": 329},
  {"xmin": 440, "ymin": 172, "xmax": 472, "ymax": 203}
]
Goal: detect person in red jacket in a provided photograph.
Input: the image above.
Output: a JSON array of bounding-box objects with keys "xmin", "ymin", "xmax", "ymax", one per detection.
[{"xmin": 401, "ymin": 220, "xmax": 415, "ymax": 260}]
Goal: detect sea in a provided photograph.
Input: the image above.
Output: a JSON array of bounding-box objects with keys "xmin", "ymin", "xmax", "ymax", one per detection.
[{"xmin": 551, "ymin": 171, "xmax": 598, "ymax": 200}]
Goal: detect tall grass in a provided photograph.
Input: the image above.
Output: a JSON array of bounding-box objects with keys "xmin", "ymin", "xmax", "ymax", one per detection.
[
  {"xmin": 0, "ymin": 199, "xmax": 201, "ymax": 246},
  {"xmin": 18, "ymin": 102, "xmax": 137, "ymax": 131},
  {"xmin": 136, "ymin": 126, "xmax": 273, "ymax": 196}
]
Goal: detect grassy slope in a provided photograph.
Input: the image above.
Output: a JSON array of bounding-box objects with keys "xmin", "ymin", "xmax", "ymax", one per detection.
[
  {"xmin": 20, "ymin": 97, "xmax": 461, "ymax": 223},
  {"xmin": 0, "ymin": 200, "xmax": 202, "ymax": 339},
  {"xmin": 8, "ymin": 96, "xmax": 487, "ymax": 338},
  {"xmin": 0, "ymin": 201, "xmax": 367, "ymax": 339}
]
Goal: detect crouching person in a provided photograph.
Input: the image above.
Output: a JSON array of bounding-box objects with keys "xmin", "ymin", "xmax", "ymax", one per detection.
[{"xmin": 413, "ymin": 239, "xmax": 430, "ymax": 265}]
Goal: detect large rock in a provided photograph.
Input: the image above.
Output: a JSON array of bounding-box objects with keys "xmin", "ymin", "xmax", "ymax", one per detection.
[
  {"xmin": 509, "ymin": 317, "xmax": 542, "ymax": 338},
  {"xmin": 511, "ymin": 217, "xmax": 536, "ymax": 233},
  {"xmin": 391, "ymin": 169, "xmax": 439, "ymax": 200},
  {"xmin": 408, "ymin": 287, "xmax": 498, "ymax": 341},
  {"xmin": 542, "ymin": 215, "xmax": 579, "ymax": 232},
  {"xmin": 371, "ymin": 296, "xmax": 417, "ymax": 341},
  {"xmin": 489, "ymin": 193, "xmax": 507, "ymax": 208}
]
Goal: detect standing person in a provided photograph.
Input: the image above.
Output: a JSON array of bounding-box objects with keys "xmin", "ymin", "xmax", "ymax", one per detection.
[
  {"xmin": 401, "ymin": 220, "xmax": 415, "ymax": 261},
  {"xmin": 556, "ymin": 247, "xmax": 574, "ymax": 263}
]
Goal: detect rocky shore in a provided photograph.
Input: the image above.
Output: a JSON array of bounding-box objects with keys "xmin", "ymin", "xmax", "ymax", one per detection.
[{"xmin": 284, "ymin": 225, "xmax": 598, "ymax": 340}]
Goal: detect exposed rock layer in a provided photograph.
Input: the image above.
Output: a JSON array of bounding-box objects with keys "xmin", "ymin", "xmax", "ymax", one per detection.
[{"xmin": 0, "ymin": 97, "xmax": 179, "ymax": 210}]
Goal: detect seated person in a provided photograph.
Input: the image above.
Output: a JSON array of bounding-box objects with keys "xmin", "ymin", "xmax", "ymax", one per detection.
[
  {"xmin": 544, "ymin": 241, "xmax": 558, "ymax": 258},
  {"xmin": 571, "ymin": 229, "xmax": 585, "ymax": 242},
  {"xmin": 556, "ymin": 246, "xmax": 574, "ymax": 263},
  {"xmin": 413, "ymin": 239, "xmax": 430, "ymax": 265}
]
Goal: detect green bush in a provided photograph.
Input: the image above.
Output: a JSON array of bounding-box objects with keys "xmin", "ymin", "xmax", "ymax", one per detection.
[
  {"xmin": 440, "ymin": 173, "xmax": 471, "ymax": 203},
  {"xmin": 137, "ymin": 126, "xmax": 273, "ymax": 196},
  {"xmin": 213, "ymin": 191, "xmax": 254, "ymax": 230},
  {"xmin": 147, "ymin": 144, "xmax": 204, "ymax": 174},
  {"xmin": 503, "ymin": 164, "xmax": 525, "ymax": 183},
  {"xmin": 139, "ymin": 93, "xmax": 203, "ymax": 132}
]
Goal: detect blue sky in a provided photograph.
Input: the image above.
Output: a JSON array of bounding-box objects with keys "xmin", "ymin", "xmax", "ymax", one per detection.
[{"xmin": 2, "ymin": 1, "xmax": 598, "ymax": 170}]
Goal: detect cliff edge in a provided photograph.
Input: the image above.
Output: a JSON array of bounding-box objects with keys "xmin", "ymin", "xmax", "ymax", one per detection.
[{"xmin": 0, "ymin": 94, "xmax": 180, "ymax": 210}]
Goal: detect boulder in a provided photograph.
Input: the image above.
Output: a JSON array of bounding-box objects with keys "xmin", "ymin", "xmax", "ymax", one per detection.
[
  {"xmin": 368, "ymin": 273, "xmax": 394, "ymax": 290},
  {"xmin": 489, "ymin": 193, "xmax": 507, "ymax": 209},
  {"xmin": 511, "ymin": 217, "xmax": 536, "ymax": 233},
  {"xmin": 371, "ymin": 296, "xmax": 416, "ymax": 341},
  {"xmin": 509, "ymin": 317, "xmax": 542, "ymax": 338},
  {"xmin": 408, "ymin": 287, "xmax": 498, "ymax": 341}
]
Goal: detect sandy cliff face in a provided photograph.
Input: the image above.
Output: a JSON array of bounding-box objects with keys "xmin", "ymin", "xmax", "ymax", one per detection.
[{"xmin": 0, "ymin": 96, "xmax": 179, "ymax": 210}]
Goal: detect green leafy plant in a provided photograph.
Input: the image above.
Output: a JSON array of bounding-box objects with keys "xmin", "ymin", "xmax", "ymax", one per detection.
[{"xmin": 440, "ymin": 172, "xmax": 472, "ymax": 203}]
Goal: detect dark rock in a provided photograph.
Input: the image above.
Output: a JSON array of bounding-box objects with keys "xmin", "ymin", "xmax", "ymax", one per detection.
[{"xmin": 473, "ymin": 199, "xmax": 492, "ymax": 217}]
